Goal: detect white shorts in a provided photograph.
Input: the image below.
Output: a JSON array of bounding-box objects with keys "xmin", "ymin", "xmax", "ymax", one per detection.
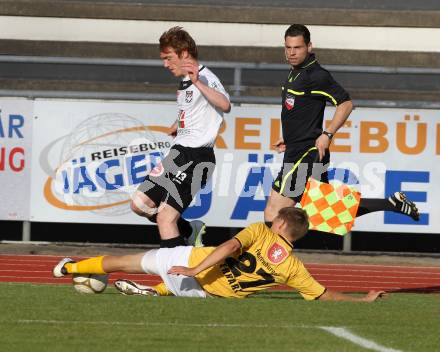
[{"xmin": 140, "ymin": 246, "xmax": 207, "ymax": 298}]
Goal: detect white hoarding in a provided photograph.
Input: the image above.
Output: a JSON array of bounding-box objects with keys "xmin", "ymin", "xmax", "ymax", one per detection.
[
  {"xmin": 0, "ymin": 98, "xmax": 33, "ymax": 220},
  {"xmin": 30, "ymin": 99, "xmax": 440, "ymax": 233}
]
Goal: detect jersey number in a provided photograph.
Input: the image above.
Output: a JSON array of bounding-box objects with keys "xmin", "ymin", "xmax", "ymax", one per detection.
[{"xmin": 225, "ymin": 252, "xmax": 275, "ymax": 289}]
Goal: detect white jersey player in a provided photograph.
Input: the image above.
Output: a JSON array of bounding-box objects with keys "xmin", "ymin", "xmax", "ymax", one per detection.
[{"xmin": 174, "ymin": 65, "xmax": 228, "ymax": 148}]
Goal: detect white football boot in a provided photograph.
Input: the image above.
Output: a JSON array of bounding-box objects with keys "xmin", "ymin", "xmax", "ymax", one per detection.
[
  {"xmin": 114, "ymin": 279, "xmax": 158, "ymax": 296},
  {"xmin": 53, "ymin": 257, "xmax": 75, "ymax": 278}
]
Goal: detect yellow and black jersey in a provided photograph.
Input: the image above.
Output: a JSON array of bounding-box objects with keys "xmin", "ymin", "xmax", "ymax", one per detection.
[
  {"xmin": 189, "ymin": 222, "xmax": 325, "ymax": 300},
  {"xmin": 281, "ymin": 53, "xmax": 350, "ymax": 153}
]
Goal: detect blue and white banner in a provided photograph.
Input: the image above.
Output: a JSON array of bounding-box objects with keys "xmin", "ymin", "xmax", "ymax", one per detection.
[
  {"xmin": 0, "ymin": 98, "xmax": 33, "ymax": 221},
  {"xmin": 29, "ymin": 99, "xmax": 439, "ymax": 233}
]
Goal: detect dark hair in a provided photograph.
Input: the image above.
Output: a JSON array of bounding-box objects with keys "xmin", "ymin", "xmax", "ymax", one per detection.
[
  {"xmin": 284, "ymin": 24, "xmax": 311, "ymax": 44},
  {"xmin": 159, "ymin": 26, "xmax": 198, "ymax": 59},
  {"xmin": 277, "ymin": 207, "xmax": 309, "ymax": 240}
]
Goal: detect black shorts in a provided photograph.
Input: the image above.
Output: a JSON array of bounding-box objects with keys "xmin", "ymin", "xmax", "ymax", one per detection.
[
  {"xmin": 272, "ymin": 146, "xmax": 330, "ymax": 202},
  {"xmin": 138, "ymin": 144, "xmax": 215, "ymax": 213}
]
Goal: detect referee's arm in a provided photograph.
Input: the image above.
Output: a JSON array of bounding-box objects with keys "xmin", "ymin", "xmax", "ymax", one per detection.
[{"xmin": 315, "ymin": 99, "xmax": 353, "ymax": 160}]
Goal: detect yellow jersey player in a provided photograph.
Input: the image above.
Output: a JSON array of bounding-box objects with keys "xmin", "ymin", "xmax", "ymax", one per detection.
[{"xmin": 53, "ymin": 207, "xmax": 385, "ymax": 302}]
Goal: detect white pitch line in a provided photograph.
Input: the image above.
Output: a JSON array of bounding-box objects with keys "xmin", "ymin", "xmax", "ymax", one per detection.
[
  {"xmin": 13, "ymin": 320, "xmax": 407, "ymax": 351},
  {"xmin": 15, "ymin": 319, "xmax": 311, "ymax": 330},
  {"xmin": 320, "ymin": 326, "xmax": 403, "ymax": 352}
]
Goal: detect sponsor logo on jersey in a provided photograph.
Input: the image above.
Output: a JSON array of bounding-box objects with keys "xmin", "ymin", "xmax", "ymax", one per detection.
[
  {"xmin": 185, "ymin": 91, "xmax": 193, "ymax": 103},
  {"xmin": 284, "ymin": 96, "xmax": 295, "ymax": 110},
  {"xmin": 177, "ymin": 129, "xmax": 191, "ymax": 136},
  {"xmin": 178, "ymin": 110, "xmax": 185, "ymax": 128},
  {"xmin": 267, "ymin": 243, "xmax": 288, "ymax": 264},
  {"xmin": 149, "ymin": 161, "xmax": 164, "ymax": 177}
]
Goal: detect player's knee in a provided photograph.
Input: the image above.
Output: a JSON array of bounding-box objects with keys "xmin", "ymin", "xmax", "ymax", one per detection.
[
  {"xmin": 130, "ymin": 200, "xmax": 142, "ymax": 216},
  {"xmin": 131, "ymin": 192, "xmax": 157, "ymax": 217}
]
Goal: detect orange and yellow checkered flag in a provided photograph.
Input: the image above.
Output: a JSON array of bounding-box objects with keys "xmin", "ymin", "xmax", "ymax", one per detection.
[{"xmin": 299, "ymin": 178, "xmax": 361, "ymax": 235}]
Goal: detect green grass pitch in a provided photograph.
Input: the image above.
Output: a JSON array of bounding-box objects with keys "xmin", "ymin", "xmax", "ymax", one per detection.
[{"xmin": 0, "ymin": 282, "xmax": 438, "ymax": 351}]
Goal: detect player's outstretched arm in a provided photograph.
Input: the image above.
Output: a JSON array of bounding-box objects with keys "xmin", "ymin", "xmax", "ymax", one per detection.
[
  {"xmin": 326, "ymin": 100, "xmax": 353, "ymax": 134},
  {"xmin": 168, "ymin": 238, "xmax": 241, "ymax": 276},
  {"xmin": 318, "ymin": 289, "xmax": 387, "ymax": 302},
  {"xmin": 315, "ymin": 99, "xmax": 353, "ymax": 160}
]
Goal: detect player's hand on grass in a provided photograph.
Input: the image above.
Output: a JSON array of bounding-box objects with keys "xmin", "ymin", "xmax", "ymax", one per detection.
[
  {"xmin": 363, "ymin": 290, "xmax": 387, "ymax": 302},
  {"xmin": 168, "ymin": 266, "xmax": 197, "ymax": 277},
  {"xmin": 273, "ymin": 138, "xmax": 286, "ymax": 153},
  {"xmin": 319, "ymin": 289, "xmax": 387, "ymax": 302},
  {"xmin": 315, "ymin": 134, "xmax": 330, "ymax": 161}
]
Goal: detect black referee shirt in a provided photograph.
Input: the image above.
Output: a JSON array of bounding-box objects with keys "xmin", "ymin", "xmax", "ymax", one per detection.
[{"xmin": 281, "ymin": 53, "xmax": 350, "ymax": 157}]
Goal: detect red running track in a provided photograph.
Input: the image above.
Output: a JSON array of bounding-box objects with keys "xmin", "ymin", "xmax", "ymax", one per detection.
[{"xmin": 1, "ymin": 255, "xmax": 440, "ymax": 294}]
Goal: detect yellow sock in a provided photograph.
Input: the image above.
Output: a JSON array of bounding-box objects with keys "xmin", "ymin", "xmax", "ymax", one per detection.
[
  {"xmin": 65, "ymin": 256, "xmax": 106, "ymax": 274},
  {"xmin": 153, "ymin": 282, "xmax": 173, "ymax": 296}
]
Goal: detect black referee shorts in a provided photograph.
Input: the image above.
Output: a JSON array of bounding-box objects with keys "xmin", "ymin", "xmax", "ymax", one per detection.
[
  {"xmin": 272, "ymin": 147, "xmax": 330, "ymax": 202},
  {"xmin": 138, "ymin": 144, "xmax": 215, "ymax": 213}
]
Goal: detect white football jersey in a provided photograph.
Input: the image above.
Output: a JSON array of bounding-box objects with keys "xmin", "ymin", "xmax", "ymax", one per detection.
[{"xmin": 173, "ymin": 65, "xmax": 229, "ymax": 148}]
